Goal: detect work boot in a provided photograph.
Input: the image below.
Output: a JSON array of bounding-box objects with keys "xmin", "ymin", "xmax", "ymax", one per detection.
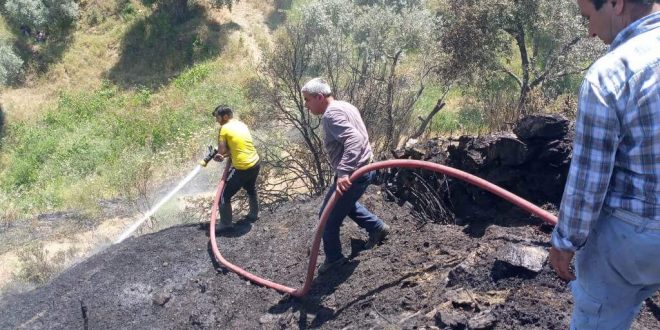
[
  {"xmin": 217, "ymin": 202, "xmax": 233, "ymax": 232},
  {"xmin": 364, "ymin": 223, "xmax": 390, "ymax": 249},
  {"xmin": 245, "ymin": 194, "xmax": 259, "ymax": 222}
]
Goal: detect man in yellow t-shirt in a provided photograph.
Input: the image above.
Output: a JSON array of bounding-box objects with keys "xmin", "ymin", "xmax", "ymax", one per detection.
[{"xmin": 212, "ymin": 105, "xmax": 260, "ymax": 231}]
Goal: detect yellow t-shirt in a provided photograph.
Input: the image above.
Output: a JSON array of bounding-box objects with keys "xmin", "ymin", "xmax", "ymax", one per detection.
[{"xmin": 218, "ymin": 119, "xmax": 259, "ymax": 170}]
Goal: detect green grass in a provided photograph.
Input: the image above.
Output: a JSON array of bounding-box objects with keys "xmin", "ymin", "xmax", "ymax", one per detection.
[
  {"xmin": 413, "ymin": 84, "xmax": 488, "ymax": 135},
  {"xmin": 0, "ymin": 65, "xmax": 248, "ymax": 214},
  {"xmin": 0, "ymin": 0, "xmax": 266, "ymax": 219}
]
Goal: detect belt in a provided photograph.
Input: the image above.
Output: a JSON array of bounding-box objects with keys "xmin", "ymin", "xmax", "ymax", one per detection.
[{"xmin": 604, "ymin": 207, "xmax": 660, "ymax": 231}]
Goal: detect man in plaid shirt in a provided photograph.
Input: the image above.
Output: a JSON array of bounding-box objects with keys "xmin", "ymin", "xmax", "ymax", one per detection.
[{"xmin": 550, "ymin": 1, "xmax": 660, "ymax": 328}]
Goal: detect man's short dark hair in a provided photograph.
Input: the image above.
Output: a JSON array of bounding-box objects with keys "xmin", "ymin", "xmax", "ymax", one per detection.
[
  {"xmin": 591, "ymin": 0, "xmax": 660, "ymax": 10},
  {"xmin": 212, "ymin": 105, "xmax": 233, "ymax": 117}
]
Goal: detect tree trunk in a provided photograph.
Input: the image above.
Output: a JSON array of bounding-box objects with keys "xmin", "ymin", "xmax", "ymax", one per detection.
[
  {"xmin": 513, "ymin": 23, "xmax": 530, "ymax": 115},
  {"xmin": 385, "ymin": 50, "xmax": 402, "ymax": 152}
]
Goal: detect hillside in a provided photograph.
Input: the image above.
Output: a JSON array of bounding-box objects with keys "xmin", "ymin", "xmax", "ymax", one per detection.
[
  {"xmin": 1, "ymin": 189, "xmax": 658, "ymax": 329},
  {"xmin": 0, "ymin": 0, "xmax": 282, "ymax": 293}
]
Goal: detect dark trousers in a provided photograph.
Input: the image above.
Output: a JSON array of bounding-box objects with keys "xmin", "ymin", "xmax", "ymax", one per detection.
[
  {"xmin": 319, "ymin": 171, "xmax": 385, "ymax": 262},
  {"xmin": 221, "ymin": 162, "xmax": 260, "ymax": 206}
]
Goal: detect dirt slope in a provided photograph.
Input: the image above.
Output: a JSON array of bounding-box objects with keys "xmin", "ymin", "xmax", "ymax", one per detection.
[{"xmin": 1, "ymin": 188, "xmax": 658, "ymax": 329}]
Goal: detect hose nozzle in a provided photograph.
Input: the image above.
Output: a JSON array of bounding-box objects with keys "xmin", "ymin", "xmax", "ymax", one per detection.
[{"xmin": 200, "ymin": 145, "xmax": 218, "ymax": 167}]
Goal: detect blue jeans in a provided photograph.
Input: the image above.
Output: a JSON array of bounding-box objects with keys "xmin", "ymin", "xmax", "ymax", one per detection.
[
  {"xmin": 570, "ymin": 207, "xmax": 660, "ymax": 330},
  {"xmin": 319, "ymin": 171, "xmax": 385, "ymax": 262}
]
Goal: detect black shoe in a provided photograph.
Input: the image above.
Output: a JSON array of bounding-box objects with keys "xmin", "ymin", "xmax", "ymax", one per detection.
[
  {"xmin": 365, "ymin": 224, "xmax": 390, "ymax": 249},
  {"xmin": 215, "ymin": 222, "xmax": 233, "ymax": 233},
  {"xmin": 243, "ymin": 215, "xmax": 258, "ymax": 222},
  {"xmin": 318, "ymin": 256, "xmax": 347, "ymax": 274}
]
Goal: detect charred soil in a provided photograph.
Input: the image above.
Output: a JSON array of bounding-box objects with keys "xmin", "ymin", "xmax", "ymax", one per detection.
[{"xmin": 1, "ymin": 188, "xmax": 658, "ymax": 329}]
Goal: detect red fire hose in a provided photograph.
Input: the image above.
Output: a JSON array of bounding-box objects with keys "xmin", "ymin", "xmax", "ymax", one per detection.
[{"xmin": 209, "ymin": 159, "xmax": 558, "ymax": 297}]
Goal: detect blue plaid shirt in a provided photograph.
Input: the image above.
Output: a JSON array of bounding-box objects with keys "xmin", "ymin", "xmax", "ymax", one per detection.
[{"xmin": 552, "ymin": 12, "xmax": 660, "ymax": 252}]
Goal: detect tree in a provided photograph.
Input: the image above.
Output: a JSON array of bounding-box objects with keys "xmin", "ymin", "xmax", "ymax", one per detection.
[
  {"xmin": 4, "ymin": 0, "xmax": 79, "ymax": 31},
  {"xmin": 292, "ymin": 0, "xmax": 446, "ymax": 152},
  {"xmin": 0, "ymin": 41, "xmax": 23, "ymax": 86},
  {"xmin": 255, "ymin": 0, "xmax": 448, "ymax": 195},
  {"xmin": 440, "ymin": 0, "xmax": 604, "ymax": 113},
  {"xmin": 257, "ymin": 16, "xmax": 330, "ymax": 195}
]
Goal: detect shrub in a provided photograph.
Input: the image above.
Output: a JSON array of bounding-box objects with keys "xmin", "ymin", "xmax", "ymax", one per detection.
[
  {"xmin": 4, "ymin": 0, "xmax": 79, "ymax": 30},
  {"xmin": 0, "ymin": 41, "xmax": 23, "ymax": 86},
  {"xmin": 15, "ymin": 242, "xmax": 69, "ymax": 285}
]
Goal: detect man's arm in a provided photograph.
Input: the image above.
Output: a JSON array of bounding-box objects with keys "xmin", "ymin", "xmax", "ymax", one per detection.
[
  {"xmin": 553, "ymin": 80, "xmax": 620, "ymax": 251},
  {"xmin": 550, "ymin": 79, "xmax": 620, "ymax": 279},
  {"xmin": 325, "ymin": 110, "xmax": 364, "ymax": 192},
  {"xmin": 215, "ymin": 127, "xmax": 230, "ymax": 161},
  {"xmin": 217, "ymin": 140, "xmax": 229, "ymax": 157}
]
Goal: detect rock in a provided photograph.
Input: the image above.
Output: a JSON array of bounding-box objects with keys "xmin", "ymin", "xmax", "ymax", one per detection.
[
  {"xmin": 434, "ymin": 305, "xmax": 468, "ymax": 329},
  {"xmin": 152, "ymin": 292, "xmax": 171, "ymax": 306},
  {"xmin": 514, "ymin": 113, "xmax": 570, "ymax": 140},
  {"xmin": 497, "ymin": 244, "xmax": 548, "ymax": 272},
  {"xmin": 446, "ymin": 264, "xmax": 473, "ymax": 287},
  {"xmin": 445, "ymin": 288, "xmax": 477, "ymax": 310},
  {"xmin": 386, "ymin": 113, "xmax": 572, "ymax": 228},
  {"xmin": 492, "ymin": 244, "xmax": 548, "ymax": 281},
  {"xmin": 468, "ymin": 310, "xmax": 497, "ymax": 329},
  {"xmin": 486, "ymin": 133, "xmax": 529, "ymax": 166},
  {"xmin": 259, "ymin": 313, "xmax": 277, "ymax": 324}
]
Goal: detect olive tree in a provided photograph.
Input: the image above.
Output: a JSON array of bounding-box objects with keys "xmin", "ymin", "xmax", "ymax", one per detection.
[
  {"xmin": 255, "ymin": 0, "xmax": 447, "ymax": 195},
  {"xmin": 440, "ymin": 0, "xmax": 604, "ymax": 114},
  {"xmin": 0, "ymin": 41, "xmax": 23, "ymax": 86},
  {"xmin": 4, "ymin": 0, "xmax": 79, "ymax": 30}
]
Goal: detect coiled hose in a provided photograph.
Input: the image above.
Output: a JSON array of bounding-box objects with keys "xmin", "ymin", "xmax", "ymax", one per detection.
[{"xmin": 209, "ymin": 159, "xmax": 558, "ymax": 297}]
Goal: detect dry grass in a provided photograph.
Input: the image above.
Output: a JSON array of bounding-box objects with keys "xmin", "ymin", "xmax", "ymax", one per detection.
[{"xmin": 2, "ymin": 0, "xmax": 276, "ymax": 124}]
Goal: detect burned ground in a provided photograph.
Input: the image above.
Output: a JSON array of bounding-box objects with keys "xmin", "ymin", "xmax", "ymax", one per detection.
[
  {"xmin": 1, "ymin": 187, "xmax": 658, "ymax": 329},
  {"xmin": 1, "ymin": 114, "xmax": 659, "ymax": 329}
]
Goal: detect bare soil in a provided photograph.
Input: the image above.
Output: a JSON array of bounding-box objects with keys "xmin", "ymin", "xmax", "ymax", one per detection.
[{"xmin": 1, "ymin": 187, "xmax": 658, "ymax": 329}]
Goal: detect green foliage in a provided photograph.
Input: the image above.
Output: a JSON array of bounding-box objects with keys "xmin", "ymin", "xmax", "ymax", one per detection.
[
  {"xmin": 0, "ymin": 80, "xmax": 211, "ymax": 212},
  {"xmin": 173, "ymin": 64, "xmax": 211, "ymax": 89},
  {"xmin": 0, "ymin": 40, "xmax": 23, "ymax": 86},
  {"xmin": 439, "ymin": 0, "xmax": 605, "ymax": 112},
  {"xmin": 119, "ymin": 0, "xmax": 138, "ymax": 21},
  {"xmin": 3, "ymin": 0, "xmax": 79, "ymax": 30}
]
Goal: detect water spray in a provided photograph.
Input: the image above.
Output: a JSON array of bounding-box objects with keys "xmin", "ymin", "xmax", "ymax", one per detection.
[{"xmin": 115, "ymin": 145, "xmax": 219, "ymax": 244}]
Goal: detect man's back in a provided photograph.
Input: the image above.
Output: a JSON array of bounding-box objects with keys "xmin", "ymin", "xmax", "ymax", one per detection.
[
  {"xmin": 321, "ymin": 100, "xmax": 373, "ymax": 178},
  {"xmin": 581, "ymin": 12, "xmax": 660, "ymax": 218},
  {"xmin": 219, "ymin": 119, "xmax": 259, "ymax": 170}
]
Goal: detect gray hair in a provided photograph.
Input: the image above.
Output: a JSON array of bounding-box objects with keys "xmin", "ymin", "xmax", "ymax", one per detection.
[{"xmin": 301, "ymin": 77, "xmax": 332, "ymax": 96}]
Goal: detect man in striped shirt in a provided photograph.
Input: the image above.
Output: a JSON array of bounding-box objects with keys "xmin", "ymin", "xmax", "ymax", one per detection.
[{"xmin": 549, "ymin": 1, "xmax": 660, "ymax": 329}]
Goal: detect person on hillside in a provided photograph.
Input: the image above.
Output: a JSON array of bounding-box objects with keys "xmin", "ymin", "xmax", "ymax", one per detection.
[
  {"xmin": 301, "ymin": 77, "xmax": 391, "ymax": 274},
  {"xmin": 549, "ymin": 1, "xmax": 660, "ymax": 329},
  {"xmin": 212, "ymin": 105, "xmax": 260, "ymax": 232}
]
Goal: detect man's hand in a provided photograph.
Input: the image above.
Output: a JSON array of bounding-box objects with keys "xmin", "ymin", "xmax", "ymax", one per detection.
[
  {"xmin": 213, "ymin": 154, "xmax": 225, "ymax": 162},
  {"xmin": 336, "ymin": 176, "xmax": 352, "ymax": 194},
  {"xmin": 549, "ymin": 246, "xmax": 576, "ymax": 281}
]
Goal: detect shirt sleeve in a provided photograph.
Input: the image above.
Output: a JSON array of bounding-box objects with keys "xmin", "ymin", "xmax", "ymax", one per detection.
[
  {"xmin": 326, "ymin": 110, "xmax": 364, "ymax": 177},
  {"xmin": 218, "ymin": 126, "xmax": 226, "ymax": 144},
  {"xmin": 552, "ymin": 80, "xmax": 620, "ymax": 251}
]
